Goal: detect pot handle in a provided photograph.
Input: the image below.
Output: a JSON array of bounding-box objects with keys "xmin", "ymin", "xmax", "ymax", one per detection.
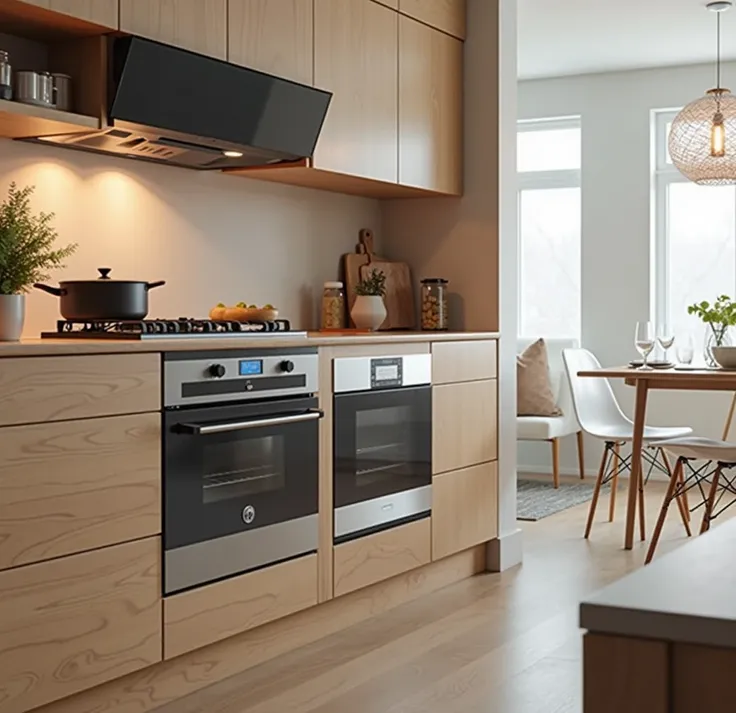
[
  {"xmin": 33, "ymin": 283, "xmax": 64, "ymax": 297},
  {"xmin": 146, "ymin": 280, "xmax": 166, "ymax": 291}
]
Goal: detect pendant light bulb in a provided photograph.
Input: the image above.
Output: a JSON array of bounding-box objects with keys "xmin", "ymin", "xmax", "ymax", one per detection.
[{"xmin": 712, "ymin": 112, "xmax": 726, "ymax": 156}]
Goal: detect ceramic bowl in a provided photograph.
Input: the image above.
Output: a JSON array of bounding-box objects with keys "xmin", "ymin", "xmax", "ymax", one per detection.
[{"xmin": 712, "ymin": 346, "xmax": 736, "ymax": 369}]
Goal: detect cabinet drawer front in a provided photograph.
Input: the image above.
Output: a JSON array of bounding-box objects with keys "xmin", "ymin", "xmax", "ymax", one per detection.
[
  {"xmin": 432, "ymin": 340, "xmax": 497, "ymax": 384},
  {"xmin": 333, "ymin": 518, "xmax": 431, "ymax": 597},
  {"xmin": 432, "ymin": 380, "xmax": 497, "ymax": 474},
  {"xmin": 399, "ymin": 0, "xmax": 466, "ymax": 39},
  {"xmin": 0, "ymin": 537, "xmax": 161, "ymax": 713},
  {"xmin": 0, "ymin": 353, "xmax": 160, "ymax": 425},
  {"xmin": 164, "ymin": 554, "xmax": 318, "ymax": 659},
  {"xmin": 432, "ymin": 462, "xmax": 497, "ymax": 560},
  {"xmin": 0, "ymin": 413, "xmax": 160, "ymax": 571}
]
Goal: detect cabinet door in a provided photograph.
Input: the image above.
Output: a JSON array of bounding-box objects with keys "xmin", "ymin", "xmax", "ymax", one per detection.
[
  {"xmin": 399, "ymin": 0, "xmax": 466, "ymax": 39},
  {"xmin": 0, "ymin": 538, "xmax": 161, "ymax": 713},
  {"xmin": 314, "ymin": 0, "xmax": 398, "ymax": 183},
  {"xmin": 432, "ymin": 380, "xmax": 497, "ymax": 474},
  {"xmin": 228, "ymin": 0, "xmax": 313, "ymax": 85},
  {"xmin": 120, "ymin": 0, "xmax": 227, "ymax": 59},
  {"xmin": 399, "ymin": 15, "xmax": 463, "ymax": 194},
  {"xmin": 20, "ymin": 0, "xmax": 118, "ymax": 28},
  {"xmin": 432, "ymin": 462, "xmax": 497, "ymax": 560}
]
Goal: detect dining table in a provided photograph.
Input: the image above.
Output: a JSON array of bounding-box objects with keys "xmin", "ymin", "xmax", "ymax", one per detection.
[{"xmin": 577, "ymin": 366, "xmax": 736, "ymax": 549}]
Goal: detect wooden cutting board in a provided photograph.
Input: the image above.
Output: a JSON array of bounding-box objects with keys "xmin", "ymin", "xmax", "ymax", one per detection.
[
  {"xmin": 343, "ymin": 229, "xmax": 384, "ymax": 324},
  {"xmin": 360, "ymin": 258, "xmax": 415, "ymax": 330}
]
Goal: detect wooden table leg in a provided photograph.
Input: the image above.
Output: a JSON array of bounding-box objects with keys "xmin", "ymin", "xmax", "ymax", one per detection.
[{"xmin": 625, "ymin": 378, "xmax": 649, "ymax": 550}]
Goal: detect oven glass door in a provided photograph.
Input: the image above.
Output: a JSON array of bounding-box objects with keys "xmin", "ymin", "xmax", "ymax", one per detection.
[
  {"xmin": 333, "ymin": 386, "xmax": 431, "ymax": 508},
  {"xmin": 164, "ymin": 397, "xmax": 320, "ymax": 550}
]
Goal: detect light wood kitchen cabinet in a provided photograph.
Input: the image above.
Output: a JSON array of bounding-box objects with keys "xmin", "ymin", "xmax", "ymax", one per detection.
[
  {"xmin": 0, "ymin": 537, "xmax": 161, "ymax": 713},
  {"xmin": 373, "ymin": 0, "xmax": 399, "ymax": 8},
  {"xmin": 432, "ymin": 379, "xmax": 497, "ymax": 474},
  {"xmin": 0, "ymin": 413, "xmax": 160, "ymax": 571},
  {"xmin": 399, "ymin": 0, "xmax": 466, "ymax": 39},
  {"xmin": 120, "ymin": 0, "xmax": 227, "ymax": 59},
  {"xmin": 313, "ymin": 0, "xmax": 398, "ymax": 183},
  {"xmin": 399, "ymin": 15, "xmax": 463, "ymax": 195},
  {"xmin": 432, "ymin": 462, "xmax": 497, "ymax": 560},
  {"xmin": 432, "ymin": 340, "xmax": 497, "ymax": 385},
  {"xmin": 18, "ymin": 0, "xmax": 119, "ymax": 28},
  {"xmin": 228, "ymin": 0, "xmax": 313, "ymax": 85}
]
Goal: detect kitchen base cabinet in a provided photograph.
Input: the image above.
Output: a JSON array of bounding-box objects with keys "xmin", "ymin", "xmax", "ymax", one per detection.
[
  {"xmin": 0, "ymin": 537, "xmax": 161, "ymax": 713},
  {"xmin": 333, "ymin": 518, "xmax": 431, "ymax": 597},
  {"xmin": 163, "ymin": 554, "xmax": 318, "ymax": 659},
  {"xmin": 432, "ymin": 339, "xmax": 497, "ymax": 384},
  {"xmin": 432, "ymin": 462, "xmax": 498, "ymax": 560}
]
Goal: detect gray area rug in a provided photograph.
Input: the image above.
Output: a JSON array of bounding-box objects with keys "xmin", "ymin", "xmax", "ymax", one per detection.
[{"xmin": 517, "ymin": 477, "xmax": 601, "ymax": 521}]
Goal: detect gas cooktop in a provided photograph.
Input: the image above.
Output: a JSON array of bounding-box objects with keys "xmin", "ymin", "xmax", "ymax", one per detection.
[{"xmin": 41, "ymin": 318, "xmax": 306, "ymax": 340}]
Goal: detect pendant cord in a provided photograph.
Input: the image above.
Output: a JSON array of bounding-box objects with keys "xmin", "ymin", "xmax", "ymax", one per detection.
[{"xmin": 717, "ymin": 9, "xmax": 722, "ymax": 89}]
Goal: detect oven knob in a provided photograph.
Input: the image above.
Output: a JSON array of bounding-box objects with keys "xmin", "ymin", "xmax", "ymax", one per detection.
[
  {"xmin": 208, "ymin": 363, "xmax": 226, "ymax": 378},
  {"xmin": 279, "ymin": 359, "xmax": 295, "ymax": 373}
]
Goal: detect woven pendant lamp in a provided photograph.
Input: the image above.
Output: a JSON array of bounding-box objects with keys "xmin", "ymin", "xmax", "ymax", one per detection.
[{"xmin": 669, "ymin": 1, "xmax": 736, "ymax": 185}]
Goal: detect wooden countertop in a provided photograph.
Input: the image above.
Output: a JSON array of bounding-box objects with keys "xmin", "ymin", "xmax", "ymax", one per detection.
[
  {"xmin": 580, "ymin": 518, "xmax": 736, "ymax": 648},
  {"xmin": 0, "ymin": 331, "xmax": 499, "ymax": 357}
]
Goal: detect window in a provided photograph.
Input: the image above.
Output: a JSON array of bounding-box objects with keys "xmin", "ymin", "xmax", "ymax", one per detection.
[
  {"xmin": 517, "ymin": 117, "xmax": 582, "ymax": 340},
  {"xmin": 654, "ymin": 111, "xmax": 736, "ymax": 347}
]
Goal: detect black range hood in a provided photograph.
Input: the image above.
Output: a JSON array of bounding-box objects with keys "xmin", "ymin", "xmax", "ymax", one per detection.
[{"xmin": 38, "ymin": 36, "xmax": 332, "ymax": 170}]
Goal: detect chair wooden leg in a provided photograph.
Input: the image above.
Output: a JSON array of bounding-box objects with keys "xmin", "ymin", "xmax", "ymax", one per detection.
[
  {"xmin": 585, "ymin": 444, "xmax": 610, "ymax": 539},
  {"xmin": 678, "ymin": 465, "xmax": 691, "ymax": 521},
  {"xmin": 638, "ymin": 454, "xmax": 646, "ymax": 542},
  {"xmin": 576, "ymin": 431, "xmax": 585, "ymax": 480},
  {"xmin": 660, "ymin": 450, "xmax": 691, "ymax": 537},
  {"xmin": 551, "ymin": 438, "xmax": 560, "ymax": 489},
  {"xmin": 608, "ymin": 442, "xmax": 620, "ymax": 522},
  {"xmin": 701, "ymin": 466, "xmax": 722, "ymax": 535},
  {"xmin": 645, "ymin": 458, "xmax": 683, "ymax": 564}
]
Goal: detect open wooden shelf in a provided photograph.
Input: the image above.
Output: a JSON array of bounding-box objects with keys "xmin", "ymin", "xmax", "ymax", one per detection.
[{"xmin": 0, "ymin": 99, "xmax": 99, "ymax": 139}]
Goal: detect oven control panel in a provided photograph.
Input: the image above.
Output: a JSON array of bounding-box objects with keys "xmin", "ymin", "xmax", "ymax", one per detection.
[{"xmin": 333, "ymin": 354, "xmax": 431, "ymax": 393}]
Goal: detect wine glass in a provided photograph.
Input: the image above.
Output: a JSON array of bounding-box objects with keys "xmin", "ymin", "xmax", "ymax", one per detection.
[
  {"xmin": 656, "ymin": 323, "xmax": 675, "ymax": 363},
  {"xmin": 635, "ymin": 321, "xmax": 655, "ymax": 370},
  {"xmin": 676, "ymin": 334, "xmax": 695, "ymax": 365}
]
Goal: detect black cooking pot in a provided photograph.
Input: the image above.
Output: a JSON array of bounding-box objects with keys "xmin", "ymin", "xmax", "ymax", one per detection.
[{"xmin": 34, "ymin": 268, "xmax": 166, "ymax": 321}]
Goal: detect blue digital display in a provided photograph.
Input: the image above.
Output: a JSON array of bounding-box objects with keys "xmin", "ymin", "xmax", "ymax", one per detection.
[{"xmin": 239, "ymin": 359, "xmax": 263, "ymax": 376}]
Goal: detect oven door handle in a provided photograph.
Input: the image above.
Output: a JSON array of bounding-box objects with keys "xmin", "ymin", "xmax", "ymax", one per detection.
[{"xmin": 178, "ymin": 409, "xmax": 324, "ymax": 435}]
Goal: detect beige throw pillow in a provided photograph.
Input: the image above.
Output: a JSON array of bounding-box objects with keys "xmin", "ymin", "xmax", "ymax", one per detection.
[{"xmin": 517, "ymin": 339, "xmax": 562, "ymax": 417}]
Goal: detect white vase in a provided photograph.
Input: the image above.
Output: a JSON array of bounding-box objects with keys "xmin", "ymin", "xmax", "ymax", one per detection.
[
  {"xmin": 351, "ymin": 295, "xmax": 387, "ymax": 330},
  {"xmin": 0, "ymin": 294, "xmax": 25, "ymax": 341}
]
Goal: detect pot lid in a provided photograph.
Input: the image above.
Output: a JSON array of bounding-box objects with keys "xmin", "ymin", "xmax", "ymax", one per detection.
[{"xmin": 59, "ymin": 268, "xmax": 149, "ymax": 284}]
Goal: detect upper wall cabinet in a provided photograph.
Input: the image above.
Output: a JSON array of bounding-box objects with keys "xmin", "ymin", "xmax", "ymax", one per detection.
[
  {"xmin": 19, "ymin": 0, "xmax": 118, "ymax": 28},
  {"xmin": 313, "ymin": 0, "xmax": 398, "ymax": 184},
  {"xmin": 399, "ymin": 0, "xmax": 466, "ymax": 39},
  {"xmin": 228, "ymin": 0, "xmax": 313, "ymax": 85},
  {"xmin": 399, "ymin": 15, "xmax": 463, "ymax": 195},
  {"xmin": 120, "ymin": 0, "xmax": 227, "ymax": 60},
  {"xmin": 373, "ymin": 0, "xmax": 399, "ymax": 8}
]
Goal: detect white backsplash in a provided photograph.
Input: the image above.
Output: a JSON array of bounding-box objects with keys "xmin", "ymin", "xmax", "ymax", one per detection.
[{"xmin": 0, "ymin": 139, "xmax": 381, "ymax": 335}]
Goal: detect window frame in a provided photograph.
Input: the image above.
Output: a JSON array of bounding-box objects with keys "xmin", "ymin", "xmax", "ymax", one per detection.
[{"xmin": 517, "ymin": 116, "xmax": 582, "ymax": 340}]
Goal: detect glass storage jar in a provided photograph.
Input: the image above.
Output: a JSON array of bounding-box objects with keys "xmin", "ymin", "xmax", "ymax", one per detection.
[
  {"xmin": 420, "ymin": 278, "xmax": 449, "ymax": 331},
  {"xmin": 321, "ymin": 281, "xmax": 346, "ymax": 330}
]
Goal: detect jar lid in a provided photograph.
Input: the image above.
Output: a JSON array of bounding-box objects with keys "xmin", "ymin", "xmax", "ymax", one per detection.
[
  {"xmin": 324, "ymin": 281, "xmax": 343, "ymax": 288},
  {"xmin": 421, "ymin": 278, "xmax": 448, "ymax": 284}
]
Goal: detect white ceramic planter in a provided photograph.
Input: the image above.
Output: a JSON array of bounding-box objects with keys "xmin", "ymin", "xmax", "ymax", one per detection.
[
  {"xmin": 351, "ymin": 295, "xmax": 387, "ymax": 330},
  {"xmin": 0, "ymin": 294, "xmax": 25, "ymax": 341}
]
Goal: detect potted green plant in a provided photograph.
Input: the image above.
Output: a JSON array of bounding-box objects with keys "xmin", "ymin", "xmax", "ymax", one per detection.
[
  {"xmin": 351, "ymin": 268, "xmax": 387, "ymax": 330},
  {"xmin": 0, "ymin": 183, "xmax": 76, "ymax": 341},
  {"xmin": 687, "ymin": 295, "xmax": 736, "ymax": 365}
]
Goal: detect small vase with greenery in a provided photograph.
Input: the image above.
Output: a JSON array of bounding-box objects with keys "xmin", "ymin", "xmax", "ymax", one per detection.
[
  {"xmin": 0, "ymin": 183, "xmax": 76, "ymax": 341},
  {"xmin": 687, "ymin": 295, "xmax": 736, "ymax": 366},
  {"xmin": 351, "ymin": 268, "xmax": 387, "ymax": 330}
]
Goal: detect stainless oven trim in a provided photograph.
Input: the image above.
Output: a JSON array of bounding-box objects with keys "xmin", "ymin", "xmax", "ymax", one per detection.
[
  {"xmin": 334, "ymin": 485, "xmax": 431, "ymax": 540},
  {"xmin": 164, "ymin": 513, "xmax": 318, "ymax": 594},
  {"xmin": 178, "ymin": 408, "xmax": 323, "ymax": 434},
  {"xmin": 333, "ymin": 354, "xmax": 431, "ymax": 393}
]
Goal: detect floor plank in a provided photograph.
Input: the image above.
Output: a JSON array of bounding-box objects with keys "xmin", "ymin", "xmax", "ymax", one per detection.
[{"xmin": 155, "ymin": 477, "xmax": 732, "ymax": 713}]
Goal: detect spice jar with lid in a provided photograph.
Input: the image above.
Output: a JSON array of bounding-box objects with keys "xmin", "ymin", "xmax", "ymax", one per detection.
[
  {"xmin": 321, "ymin": 281, "xmax": 346, "ymax": 330},
  {"xmin": 420, "ymin": 278, "xmax": 449, "ymax": 330}
]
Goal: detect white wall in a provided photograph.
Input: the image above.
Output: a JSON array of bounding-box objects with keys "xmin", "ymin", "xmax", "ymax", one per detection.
[
  {"xmin": 518, "ymin": 61, "xmax": 736, "ymax": 477},
  {"xmin": 0, "ymin": 139, "xmax": 380, "ymax": 333}
]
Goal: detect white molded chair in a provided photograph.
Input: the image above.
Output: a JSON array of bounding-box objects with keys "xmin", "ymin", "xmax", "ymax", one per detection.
[
  {"xmin": 562, "ymin": 348, "xmax": 693, "ymax": 539},
  {"xmin": 517, "ymin": 338, "xmax": 583, "ymax": 488}
]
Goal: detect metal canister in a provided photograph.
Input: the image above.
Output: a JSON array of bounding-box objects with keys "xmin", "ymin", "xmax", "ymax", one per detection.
[
  {"xmin": 51, "ymin": 73, "xmax": 72, "ymax": 111},
  {"xmin": 14, "ymin": 70, "xmax": 53, "ymax": 107},
  {"xmin": 0, "ymin": 50, "xmax": 11, "ymax": 100}
]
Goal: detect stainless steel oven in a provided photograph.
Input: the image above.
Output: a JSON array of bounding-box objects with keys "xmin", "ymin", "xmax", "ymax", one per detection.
[
  {"xmin": 163, "ymin": 348, "xmax": 321, "ymax": 594},
  {"xmin": 333, "ymin": 354, "xmax": 432, "ymax": 542}
]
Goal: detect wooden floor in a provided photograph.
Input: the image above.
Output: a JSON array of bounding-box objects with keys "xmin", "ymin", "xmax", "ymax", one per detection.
[{"xmin": 157, "ymin": 476, "xmax": 733, "ymax": 713}]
